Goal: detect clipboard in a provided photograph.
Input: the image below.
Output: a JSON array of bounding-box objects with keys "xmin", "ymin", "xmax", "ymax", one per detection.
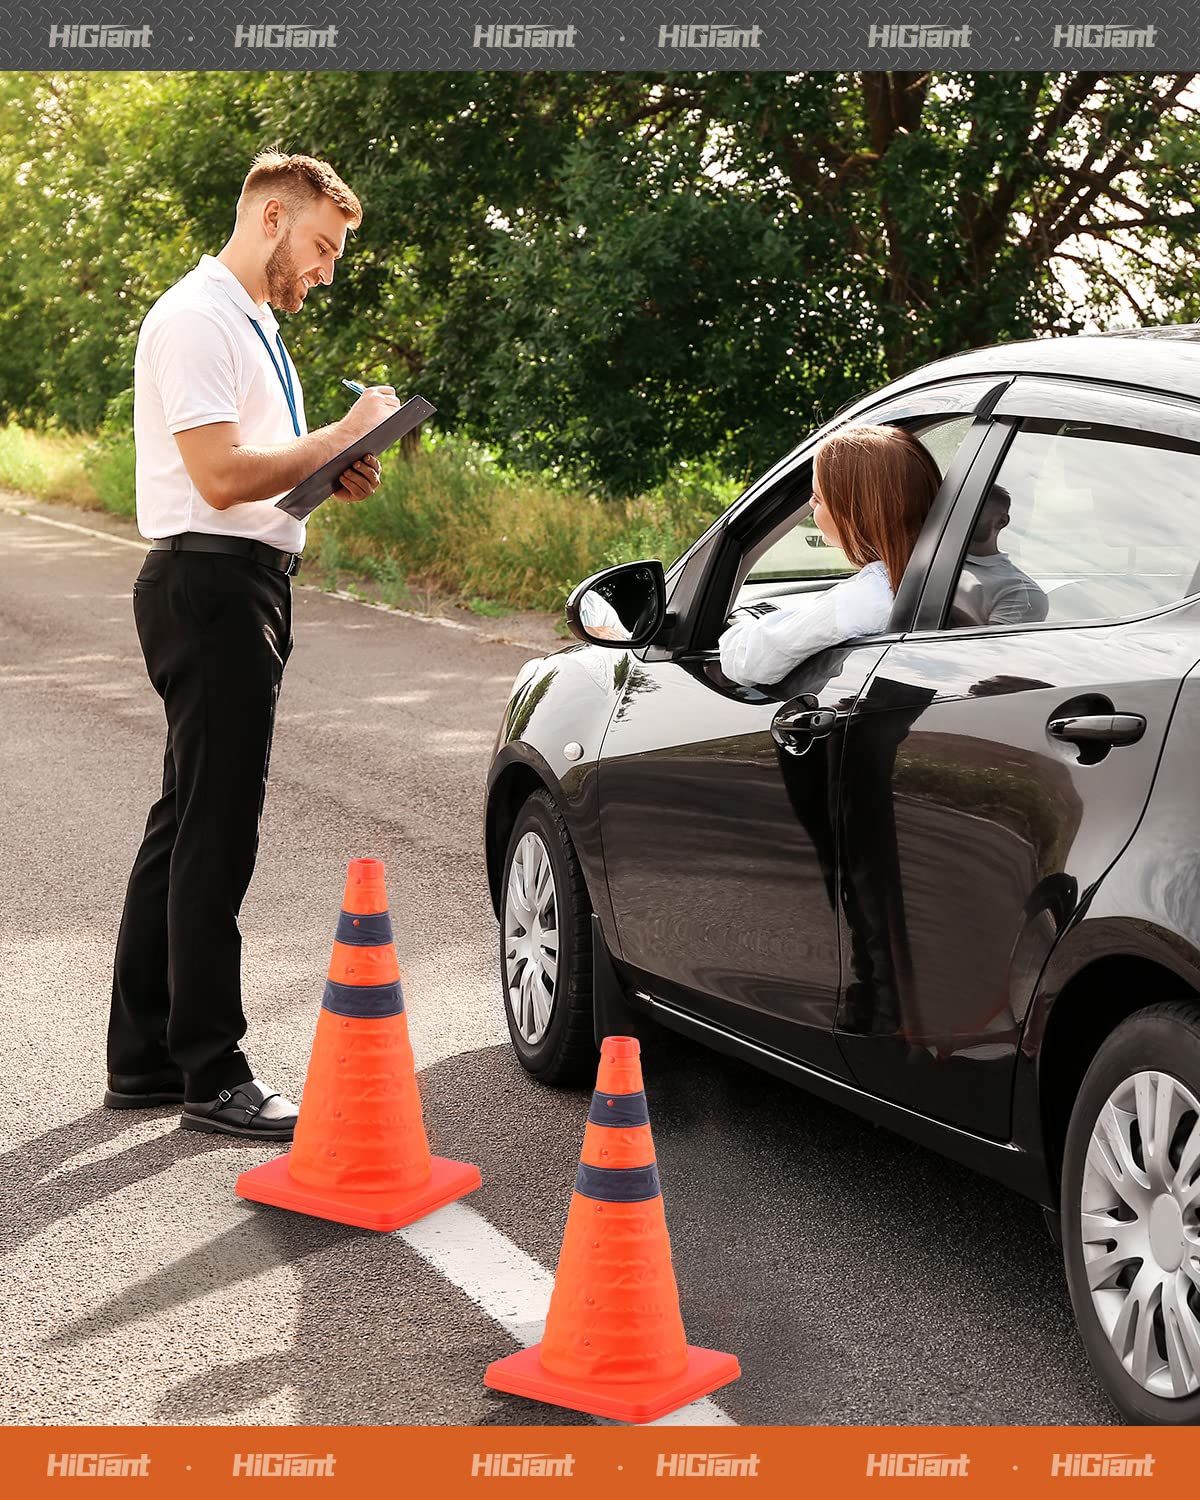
[{"xmin": 274, "ymin": 394, "xmax": 437, "ymax": 521}]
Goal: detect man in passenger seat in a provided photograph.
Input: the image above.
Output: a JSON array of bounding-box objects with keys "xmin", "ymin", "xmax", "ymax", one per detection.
[{"xmin": 952, "ymin": 485, "xmax": 1050, "ymax": 627}]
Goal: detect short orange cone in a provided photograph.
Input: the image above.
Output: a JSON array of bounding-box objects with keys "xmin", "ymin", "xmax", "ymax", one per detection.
[
  {"xmin": 484, "ymin": 1035, "xmax": 739, "ymax": 1422},
  {"xmin": 236, "ymin": 857, "xmax": 481, "ymax": 1231}
]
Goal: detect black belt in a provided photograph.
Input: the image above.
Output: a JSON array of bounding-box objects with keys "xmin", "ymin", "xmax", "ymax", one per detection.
[{"xmin": 150, "ymin": 532, "xmax": 302, "ymax": 577}]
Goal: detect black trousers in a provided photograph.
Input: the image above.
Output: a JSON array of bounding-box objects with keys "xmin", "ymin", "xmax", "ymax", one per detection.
[{"xmin": 108, "ymin": 548, "xmax": 293, "ymax": 1099}]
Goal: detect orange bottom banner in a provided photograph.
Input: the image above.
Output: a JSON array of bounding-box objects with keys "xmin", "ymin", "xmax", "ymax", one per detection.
[{"xmin": 2, "ymin": 1426, "xmax": 1193, "ymax": 1496}]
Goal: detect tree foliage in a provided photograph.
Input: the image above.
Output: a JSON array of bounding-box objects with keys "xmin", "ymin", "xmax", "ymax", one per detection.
[{"xmin": 1, "ymin": 70, "xmax": 1197, "ymax": 494}]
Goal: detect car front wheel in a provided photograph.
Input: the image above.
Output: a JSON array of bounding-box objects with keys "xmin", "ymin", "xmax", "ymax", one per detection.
[
  {"xmin": 499, "ymin": 787, "xmax": 595, "ymax": 1084},
  {"xmin": 1062, "ymin": 1001, "xmax": 1200, "ymax": 1424}
]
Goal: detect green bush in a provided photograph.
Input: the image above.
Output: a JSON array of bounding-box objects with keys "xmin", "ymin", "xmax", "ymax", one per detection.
[
  {"xmin": 308, "ymin": 431, "xmax": 735, "ymax": 612},
  {"xmin": 81, "ymin": 441, "xmax": 137, "ymax": 517},
  {"xmin": 80, "ymin": 389, "xmax": 137, "ymax": 516}
]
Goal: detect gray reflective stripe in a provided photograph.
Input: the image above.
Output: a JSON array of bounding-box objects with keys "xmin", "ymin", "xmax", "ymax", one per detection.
[
  {"xmin": 335, "ymin": 910, "xmax": 393, "ymax": 947},
  {"xmin": 587, "ymin": 1090, "xmax": 650, "ymax": 1128},
  {"xmin": 321, "ymin": 978, "xmax": 405, "ymax": 1018},
  {"xmin": 574, "ymin": 1162, "xmax": 660, "ymax": 1202}
]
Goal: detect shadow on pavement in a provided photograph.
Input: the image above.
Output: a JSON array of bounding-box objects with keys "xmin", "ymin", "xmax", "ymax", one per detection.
[
  {"xmin": 46, "ymin": 1210, "xmax": 363, "ymax": 1351},
  {"xmin": 12, "ymin": 1034, "xmax": 1119, "ymax": 1424},
  {"xmin": 0, "ymin": 1107, "xmax": 217, "ymax": 1254}
]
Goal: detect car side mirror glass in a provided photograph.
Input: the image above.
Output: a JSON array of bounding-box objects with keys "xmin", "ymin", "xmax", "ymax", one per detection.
[{"xmin": 565, "ymin": 560, "xmax": 667, "ymax": 648}]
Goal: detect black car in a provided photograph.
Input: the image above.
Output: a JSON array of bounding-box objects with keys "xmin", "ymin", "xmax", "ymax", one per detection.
[{"xmin": 485, "ymin": 326, "xmax": 1200, "ymax": 1425}]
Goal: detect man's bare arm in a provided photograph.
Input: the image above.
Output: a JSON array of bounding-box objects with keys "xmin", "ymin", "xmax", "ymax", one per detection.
[{"xmin": 173, "ymin": 387, "xmax": 401, "ymax": 510}]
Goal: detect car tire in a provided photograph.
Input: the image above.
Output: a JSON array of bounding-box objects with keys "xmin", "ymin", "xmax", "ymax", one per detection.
[
  {"xmin": 1061, "ymin": 1000, "xmax": 1200, "ymax": 1424},
  {"xmin": 499, "ymin": 787, "xmax": 596, "ymax": 1085}
]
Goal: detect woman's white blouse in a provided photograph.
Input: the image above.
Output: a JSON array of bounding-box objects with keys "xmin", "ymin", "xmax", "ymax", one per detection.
[{"xmin": 717, "ymin": 560, "xmax": 894, "ymax": 686}]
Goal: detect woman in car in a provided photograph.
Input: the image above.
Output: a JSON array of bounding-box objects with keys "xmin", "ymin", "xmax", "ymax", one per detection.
[{"xmin": 718, "ymin": 423, "xmax": 942, "ymax": 686}]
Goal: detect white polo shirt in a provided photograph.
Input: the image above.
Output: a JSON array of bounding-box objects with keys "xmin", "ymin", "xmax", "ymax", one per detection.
[{"xmin": 133, "ymin": 253, "xmax": 309, "ymax": 552}]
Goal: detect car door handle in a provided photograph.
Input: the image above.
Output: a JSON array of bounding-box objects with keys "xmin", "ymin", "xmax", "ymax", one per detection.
[
  {"xmin": 1047, "ymin": 713, "xmax": 1146, "ymax": 747},
  {"xmin": 771, "ymin": 706, "xmax": 838, "ymax": 752}
]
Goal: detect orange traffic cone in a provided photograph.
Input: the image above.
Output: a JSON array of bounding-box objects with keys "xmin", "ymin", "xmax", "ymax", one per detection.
[
  {"xmin": 236, "ymin": 857, "xmax": 481, "ymax": 1231},
  {"xmin": 484, "ymin": 1035, "xmax": 739, "ymax": 1422}
]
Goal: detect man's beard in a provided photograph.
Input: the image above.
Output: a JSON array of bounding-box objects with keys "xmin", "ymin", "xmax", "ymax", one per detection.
[{"xmin": 264, "ymin": 229, "xmax": 305, "ymax": 312}]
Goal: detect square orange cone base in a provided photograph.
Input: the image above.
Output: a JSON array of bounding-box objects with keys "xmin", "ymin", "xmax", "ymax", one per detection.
[
  {"xmin": 236, "ymin": 1152, "xmax": 481, "ymax": 1231},
  {"xmin": 484, "ymin": 1342, "xmax": 741, "ymax": 1424}
]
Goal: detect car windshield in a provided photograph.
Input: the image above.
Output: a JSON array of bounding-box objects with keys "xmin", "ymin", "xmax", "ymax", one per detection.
[{"xmin": 744, "ymin": 513, "xmax": 856, "ymax": 583}]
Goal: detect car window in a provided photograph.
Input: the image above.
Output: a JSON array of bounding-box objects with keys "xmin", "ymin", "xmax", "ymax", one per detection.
[
  {"xmin": 947, "ymin": 418, "xmax": 1200, "ymax": 629},
  {"xmin": 736, "ymin": 413, "xmax": 974, "ymax": 606}
]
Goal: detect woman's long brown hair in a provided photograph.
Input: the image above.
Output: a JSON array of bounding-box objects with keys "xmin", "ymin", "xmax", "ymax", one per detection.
[{"xmin": 813, "ymin": 424, "xmax": 942, "ymax": 593}]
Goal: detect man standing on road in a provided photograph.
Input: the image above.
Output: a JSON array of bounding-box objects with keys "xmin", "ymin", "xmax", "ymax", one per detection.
[{"xmin": 106, "ymin": 149, "xmax": 401, "ymax": 1139}]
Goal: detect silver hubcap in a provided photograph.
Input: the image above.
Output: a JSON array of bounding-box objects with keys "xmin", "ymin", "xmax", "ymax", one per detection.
[
  {"xmin": 1081, "ymin": 1070, "xmax": 1200, "ymax": 1398},
  {"xmin": 503, "ymin": 831, "xmax": 559, "ymax": 1044}
]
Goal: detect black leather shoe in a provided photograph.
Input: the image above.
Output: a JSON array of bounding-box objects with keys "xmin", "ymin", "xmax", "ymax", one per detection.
[
  {"xmin": 180, "ymin": 1079, "xmax": 299, "ymax": 1140},
  {"xmin": 104, "ymin": 1069, "xmax": 186, "ymax": 1109}
]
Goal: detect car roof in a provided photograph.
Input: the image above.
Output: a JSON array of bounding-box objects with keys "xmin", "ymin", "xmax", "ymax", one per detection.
[{"xmin": 869, "ymin": 323, "xmax": 1200, "ymax": 407}]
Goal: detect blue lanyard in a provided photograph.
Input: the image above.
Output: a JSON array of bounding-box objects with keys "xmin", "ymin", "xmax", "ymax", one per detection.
[{"xmin": 247, "ymin": 316, "xmax": 300, "ymax": 436}]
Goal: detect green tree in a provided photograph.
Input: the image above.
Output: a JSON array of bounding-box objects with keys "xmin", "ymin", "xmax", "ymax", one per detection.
[
  {"xmin": 423, "ymin": 72, "xmax": 1200, "ymax": 492},
  {"xmin": 2, "ymin": 71, "xmax": 1198, "ymax": 497},
  {"xmin": 0, "ymin": 73, "xmax": 164, "ymax": 428}
]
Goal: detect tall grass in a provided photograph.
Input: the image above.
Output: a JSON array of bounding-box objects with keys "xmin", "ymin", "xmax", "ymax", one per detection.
[
  {"xmin": 309, "ymin": 433, "xmax": 738, "ymax": 611},
  {"xmin": 0, "ymin": 424, "xmax": 740, "ymax": 614},
  {"xmin": 0, "ymin": 423, "xmax": 104, "ymax": 507}
]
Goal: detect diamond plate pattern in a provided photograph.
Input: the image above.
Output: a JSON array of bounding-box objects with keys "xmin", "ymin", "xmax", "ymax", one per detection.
[{"xmin": 11, "ymin": 3, "xmax": 1200, "ymax": 69}]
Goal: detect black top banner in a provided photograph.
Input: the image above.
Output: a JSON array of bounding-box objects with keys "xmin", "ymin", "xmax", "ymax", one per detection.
[{"xmin": 13, "ymin": 3, "xmax": 1200, "ymax": 70}]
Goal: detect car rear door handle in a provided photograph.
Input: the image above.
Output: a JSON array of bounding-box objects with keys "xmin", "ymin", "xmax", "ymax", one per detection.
[
  {"xmin": 771, "ymin": 706, "xmax": 838, "ymax": 754},
  {"xmin": 1047, "ymin": 713, "xmax": 1146, "ymax": 747}
]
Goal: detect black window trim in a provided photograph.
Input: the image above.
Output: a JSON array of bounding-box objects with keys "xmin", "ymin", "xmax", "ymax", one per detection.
[{"xmin": 886, "ymin": 380, "xmax": 1012, "ymax": 634}]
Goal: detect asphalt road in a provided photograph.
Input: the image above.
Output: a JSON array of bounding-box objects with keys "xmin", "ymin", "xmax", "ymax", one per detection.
[{"xmin": 0, "ymin": 500, "xmax": 1121, "ymax": 1426}]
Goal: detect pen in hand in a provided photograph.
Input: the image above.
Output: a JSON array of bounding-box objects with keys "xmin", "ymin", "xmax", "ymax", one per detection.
[{"xmin": 341, "ymin": 378, "xmax": 366, "ymax": 395}]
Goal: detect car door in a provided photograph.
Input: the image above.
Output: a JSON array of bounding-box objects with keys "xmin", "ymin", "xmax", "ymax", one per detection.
[
  {"xmin": 596, "ymin": 380, "xmax": 1006, "ymax": 1078},
  {"xmin": 833, "ymin": 378, "xmax": 1200, "ymax": 1139}
]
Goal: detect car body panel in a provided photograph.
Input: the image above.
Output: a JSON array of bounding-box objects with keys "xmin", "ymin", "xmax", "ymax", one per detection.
[
  {"xmin": 1037, "ymin": 661, "xmax": 1200, "ymax": 1009},
  {"xmin": 487, "ymin": 644, "xmax": 624, "ymax": 945},
  {"xmin": 597, "ymin": 641, "xmax": 893, "ymax": 1079},
  {"xmin": 633, "ymin": 980, "xmax": 1045, "ymax": 1200},
  {"xmin": 833, "ymin": 607, "xmax": 1200, "ymax": 1138},
  {"xmin": 833, "ymin": 326, "xmax": 1200, "ymax": 429}
]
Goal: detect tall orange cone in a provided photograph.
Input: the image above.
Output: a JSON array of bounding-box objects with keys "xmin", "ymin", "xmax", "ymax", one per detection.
[
  {"xmin": 484, "ymin": 1036, "xmax": 739, "ymax": 1422},
  {"xmin": 236, "ymin": 857, "xmax": 481, "ymax": 1231}
]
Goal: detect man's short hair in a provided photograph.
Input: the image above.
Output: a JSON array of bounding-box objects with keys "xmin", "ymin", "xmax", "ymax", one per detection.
[
  {"xmin": 984, "ymin": 482, "xmax": 1012, "ymax": 511},
  {"xmin": 238, "ymin": 148, "xmax": 363, "ymax": 229}
]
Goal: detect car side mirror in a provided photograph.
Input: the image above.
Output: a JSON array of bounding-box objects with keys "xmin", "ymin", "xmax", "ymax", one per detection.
[{"xmin": 565, "ymin": 560, "xmax": 667, "ymax": 648}]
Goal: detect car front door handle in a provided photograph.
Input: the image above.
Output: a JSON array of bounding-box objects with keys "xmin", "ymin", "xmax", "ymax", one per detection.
[
  {"xmin": 1047, "ymin": 712, "xmax": 1146, "ymax": 747},
  {"xmin": 771, "ymin": 706, "xmax": 839, "ymax": 754}
]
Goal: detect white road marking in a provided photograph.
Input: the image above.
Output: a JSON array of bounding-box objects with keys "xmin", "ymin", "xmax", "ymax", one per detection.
[
  {"xmin": 5, "ymin": 507, "xmax": 549, "ymax": 652},
  {"xmin": 400, "ymin": 1201, "xmax": 736, "ymax": 1427},
  {"xmin": 401, "ymin": 1201, "xmax": 554, "ymax": 1348},
  {"xmin": 15, "ymin": 508, "xmax": 146, "ymax": 550},
  {"xmin": 322, "ymin": 585, "xmax": 525, "ymax": 643}
]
